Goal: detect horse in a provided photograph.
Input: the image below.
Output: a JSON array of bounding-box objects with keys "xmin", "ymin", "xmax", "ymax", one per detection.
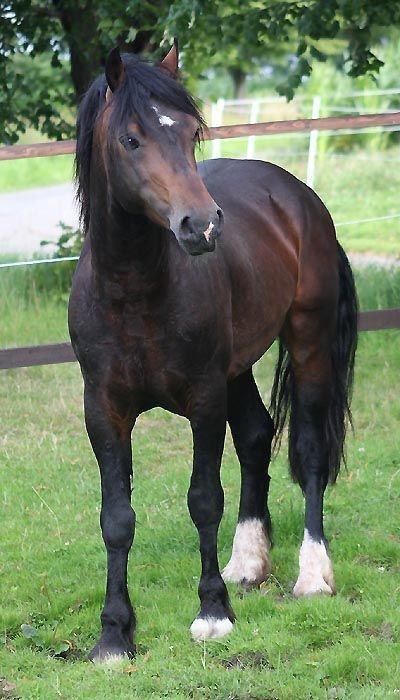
[{"xmin": 69, "ymin": 41, "xmax": 357, "ymax": 662}]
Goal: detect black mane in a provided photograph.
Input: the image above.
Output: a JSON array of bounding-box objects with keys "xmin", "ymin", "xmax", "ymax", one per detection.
[{"xmin": 75, "ymin": 53, "xmax": 205, "ymax": 234}]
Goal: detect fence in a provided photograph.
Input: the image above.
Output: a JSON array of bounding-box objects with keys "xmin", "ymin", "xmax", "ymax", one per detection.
[
  {"xmin": 1, "ymin": 109, "xmax": 400, "ymax": 370},
  {"xmin": 209, "ymin": 89, "xmax": 400, "ymax": 187}
]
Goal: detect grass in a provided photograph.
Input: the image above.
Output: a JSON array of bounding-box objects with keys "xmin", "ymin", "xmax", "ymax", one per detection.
[
  {"xmin": 0, "ymin": 271, "xmax": 400, "ymax": 698},
  {"xmin": 0, "ymin": 155, "xmax": 74, "ymax": 193},
  {"xmin": 0, "ymin": 334, "xmax": 399, "ymax": 699}
]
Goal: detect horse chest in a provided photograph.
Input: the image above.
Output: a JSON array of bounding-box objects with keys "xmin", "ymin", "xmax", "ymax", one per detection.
[{"xmin": 105, "ymin": 306, "xmax": 213, "ymax": 412}]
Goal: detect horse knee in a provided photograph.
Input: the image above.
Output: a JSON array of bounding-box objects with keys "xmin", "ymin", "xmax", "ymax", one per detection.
[
  {"xmin": 101, "ymin": 504, "xmax": 136, "ymax": 550},
  {"xmin": 187, "ymin": 480, "xmax": 224, "ymax": 529}
]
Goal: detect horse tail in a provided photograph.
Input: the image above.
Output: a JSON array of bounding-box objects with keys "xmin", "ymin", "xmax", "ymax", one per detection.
[{"xmin": 269, "ymin": 242, "xmax": 358, "ymax": 483}]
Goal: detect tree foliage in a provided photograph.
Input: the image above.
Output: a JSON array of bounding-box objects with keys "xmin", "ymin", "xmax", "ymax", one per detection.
[{"xmin": 0, "ymin": 0, "xmax": 398, "ymax": 143}]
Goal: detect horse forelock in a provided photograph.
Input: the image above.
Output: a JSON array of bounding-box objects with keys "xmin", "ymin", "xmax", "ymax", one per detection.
[{"xmin": 107, "ymin": 55, "xmax": 205, "ymax": 146}]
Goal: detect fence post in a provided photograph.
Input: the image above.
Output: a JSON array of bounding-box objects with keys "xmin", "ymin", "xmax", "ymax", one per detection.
[
  {"xmin": 306, "ymin": 95, "xmax": 321, "ymax": 188},
  {"xmin": 246, "ymin": 99, "xmax": 260, "ymax": 159},
  {"xmin": 211, "ymin": 98, "xmax": 225, "ymax": 158}
]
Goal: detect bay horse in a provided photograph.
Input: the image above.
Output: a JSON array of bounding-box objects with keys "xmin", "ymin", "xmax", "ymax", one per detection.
[{"xmin": 69, "ymin": 42, "xmax": 357, "ymax": 662}]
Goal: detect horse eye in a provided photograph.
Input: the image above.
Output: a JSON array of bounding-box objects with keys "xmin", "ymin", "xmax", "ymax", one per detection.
[{"xmin": 119, "ymin": 135, "xmax": 140, "ymax": 150}]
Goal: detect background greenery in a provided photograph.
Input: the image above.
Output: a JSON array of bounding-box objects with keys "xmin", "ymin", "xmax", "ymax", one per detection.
[{"xmin": 1, "ymin": 1, "xmax": 400, "ymax": 143}]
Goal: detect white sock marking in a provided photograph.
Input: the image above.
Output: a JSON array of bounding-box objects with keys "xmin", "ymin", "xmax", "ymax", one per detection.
[
  {"xmin": 92, "ymin": 653, "xmax": 127, "ymax": 668},
  {"xmin": 190, "ymin": 616, "xmax": 233, "ymax": 641},
  {"xmin": 222, "ymin": 518, "xmax": 271, "ymax": 586},
  {"xmin": 293, "ymin": 528, "xmax": 336, "ymax": 597},
  {"xmin": 152, "ymin": 105, "xmax": 177, "ymax": 126}
]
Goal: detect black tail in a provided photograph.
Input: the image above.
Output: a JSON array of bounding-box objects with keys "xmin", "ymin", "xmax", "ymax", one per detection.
[{"xmin": 269, "ymin": 243, "xmax": 358, "ymax": 484}]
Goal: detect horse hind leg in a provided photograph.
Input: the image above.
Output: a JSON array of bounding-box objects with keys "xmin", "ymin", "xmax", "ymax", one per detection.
[
  {"xmin": 222, "ymin": 370, "xmax": 274, "ymax": 588},
  {"xmin": 275, "ymin": 310, "xmax": 343, "ymax": 597},
  {"xmin": 292, "ymin": 376, "xmax": 337, "ymax": 594},
  {"xmin": 270, "ymin": 243, "xmax": 357, "ymax": 597}
]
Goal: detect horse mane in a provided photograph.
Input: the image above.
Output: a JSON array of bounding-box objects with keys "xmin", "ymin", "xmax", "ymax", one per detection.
[{"xmin": 75, "ymin": 53, "xmax": 205, "ymax": 235}]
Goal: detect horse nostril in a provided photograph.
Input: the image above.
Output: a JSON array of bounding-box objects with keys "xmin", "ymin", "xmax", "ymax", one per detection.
[
  {"xmin": 180, "ymin": 215, "xmax": 194, "ymax": 235},
  {"xmin": 216, "ymin": 208, "xmax": 224, "ymax": 231}
]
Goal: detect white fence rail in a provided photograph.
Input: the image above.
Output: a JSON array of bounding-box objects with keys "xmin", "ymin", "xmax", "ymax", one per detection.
[
  {"xmin": 209, "ymin": 87, "xmax": 400, "ymax": 190},
  {"xmin": 204, "ymin": 89, "xmax": 400, "ymax": 250}
]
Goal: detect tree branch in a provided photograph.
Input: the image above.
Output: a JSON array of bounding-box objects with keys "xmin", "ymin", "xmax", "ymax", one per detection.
[{"xmin": 30, "ymin": 5, "xmax": 60, "ymax": 19}]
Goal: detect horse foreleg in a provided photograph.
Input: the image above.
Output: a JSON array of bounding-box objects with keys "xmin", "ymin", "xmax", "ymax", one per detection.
[
  {"xmin": 84, "ymin": 386, "xmax": 136, "ymax": 662},
  {"xmin": 187, "ymin": 381, "xmax": 235, "ymax": 641}
]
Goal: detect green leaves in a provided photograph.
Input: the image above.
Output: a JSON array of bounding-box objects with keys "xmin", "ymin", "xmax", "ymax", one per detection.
[
  {"xmin": 20, "ymin": 623, "xmax": 39, "ymax": 639},
  {"xmin": 20, "ymin": 619, "xmax": 73, "ymax": 657},
  {"xmin": 0, "ymin": 0, "xmax": 396, "ymax": 141}
]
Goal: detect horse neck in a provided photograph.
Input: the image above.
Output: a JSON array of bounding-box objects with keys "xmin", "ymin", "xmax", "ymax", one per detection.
[{"xmin": 88, "ymin": 172, "xmax": 170, "ymax": 295}]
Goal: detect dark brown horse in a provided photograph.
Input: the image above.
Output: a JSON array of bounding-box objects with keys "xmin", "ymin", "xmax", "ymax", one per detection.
[{"xmin": 69, "ymin": 42, "xmax": 357, "ymax": 662}]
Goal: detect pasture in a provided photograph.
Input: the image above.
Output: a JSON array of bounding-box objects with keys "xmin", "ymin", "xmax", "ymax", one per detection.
[{"xmin": 0, "ymin": 269, "xmax": 399, "ymax": 699}]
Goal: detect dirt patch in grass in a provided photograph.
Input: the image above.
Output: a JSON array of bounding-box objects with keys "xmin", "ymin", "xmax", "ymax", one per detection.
[
  {"xmin": 0, "ymin": 678, "xmax": 18, "ymax": 699},
  {"xmin": 363, "ymin": 622, "xmax": 396, "ymax": 642},
  {"xmin": 220, "ymin": 651, "xmax": 274, "ymax": 671}
]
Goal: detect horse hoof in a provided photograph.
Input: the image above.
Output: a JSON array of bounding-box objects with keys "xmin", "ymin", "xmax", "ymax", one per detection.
[
  {"xmin": 293, "ymin": 574, "xmax": 336, "ymax": 598},
  {"xmin": 91, "ymin": 653, "xmax": 128, "ymax": 667},
  {"xmin": 88, "ymin": 641, "xmax": 135, "ymax": 665},
  {"xmin": 190, "ymin": 616, "xmax": 234, "ymax": 641},
  {"xmin": 293, "ymin": 532, "xmax": 336, "ymax": 597},
  {"xmin": 222, "ymin": 557, "xmax": 270, "ymax": 588}
]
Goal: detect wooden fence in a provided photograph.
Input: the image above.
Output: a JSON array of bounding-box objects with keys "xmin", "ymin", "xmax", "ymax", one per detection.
[{"xmin": 1, "ymin": 110, "xmax": 400, "ymax": 370}]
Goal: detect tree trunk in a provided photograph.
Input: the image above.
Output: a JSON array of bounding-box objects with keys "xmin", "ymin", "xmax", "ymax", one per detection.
[
  {"xmin": 54, "ymin": 1, "xmax": 105, "ymax": 99},
  {"xmin": 53, "ymin": 2, "xmax": 158, "ymax": 101},
  {"xmin": 228, "ymin": 66, "xmax": 247, "ymax": 99}
]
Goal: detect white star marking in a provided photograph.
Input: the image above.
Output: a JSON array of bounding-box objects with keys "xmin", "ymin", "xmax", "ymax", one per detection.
[{"xmin": 152, "ymin": 105, "xmax": 177, "ymax": 127}]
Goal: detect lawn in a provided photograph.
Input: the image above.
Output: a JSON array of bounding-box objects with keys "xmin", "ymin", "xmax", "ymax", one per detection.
[
  {"xmin": 0, "ymin": 155, "xmax": 74, "ymax": 193},
  {"xmin": 0, "ymin": 269, "xmax": 399, "ymax": 699}
]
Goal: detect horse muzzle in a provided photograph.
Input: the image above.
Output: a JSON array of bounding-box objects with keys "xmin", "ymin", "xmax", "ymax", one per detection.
[{"xmin": 173, "ymin": 209, "xmax": 224, "ymax": 256}]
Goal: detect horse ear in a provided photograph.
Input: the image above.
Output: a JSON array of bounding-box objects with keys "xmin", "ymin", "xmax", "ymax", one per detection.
[
  {"xmin": 159, "ymin": 39, "xmax": 179, "ymax": 78},
  {"xmin": 105, "ymin": 47, "xmax": 125, "ymax": 93}
]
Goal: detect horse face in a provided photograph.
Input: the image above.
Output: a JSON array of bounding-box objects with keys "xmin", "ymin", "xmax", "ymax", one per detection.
[
  {"xmin": 102, "ymin": 47, "xmax": 224, "ymax": 256},
  {"xmin": 108, "ymin": 105, "xmax": 223, "ymax": 255}
]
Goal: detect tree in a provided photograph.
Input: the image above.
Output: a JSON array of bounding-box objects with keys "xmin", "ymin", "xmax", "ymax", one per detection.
[
  {"xmin": 0, "ymin": 0, "xmax": 399, "ymax": 143},
  {"xmin": 0, "ymin": 0, "xmax": 164, "ymax": 142},
  {"xmin": 167, "ymin": 1, "xmax": 400, "ymax": 99}
]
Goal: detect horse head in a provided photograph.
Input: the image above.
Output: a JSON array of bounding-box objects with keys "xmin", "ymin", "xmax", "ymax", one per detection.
[{"xmin": 98, "ymin": 43, "xmax": 224, "ymax": 255}]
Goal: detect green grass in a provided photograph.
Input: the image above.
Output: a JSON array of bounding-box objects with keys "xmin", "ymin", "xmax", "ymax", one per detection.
[
  {"xmin": 0, "ymin": 155, "xmax": 74, "ymax": 192},
  {"xmin": 0, "ymin": 333, "xmax": 399, "ymax": 699},
  {"xmin": 0, "ymin": 271, "xmax": 400, "ymax": 698}
]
